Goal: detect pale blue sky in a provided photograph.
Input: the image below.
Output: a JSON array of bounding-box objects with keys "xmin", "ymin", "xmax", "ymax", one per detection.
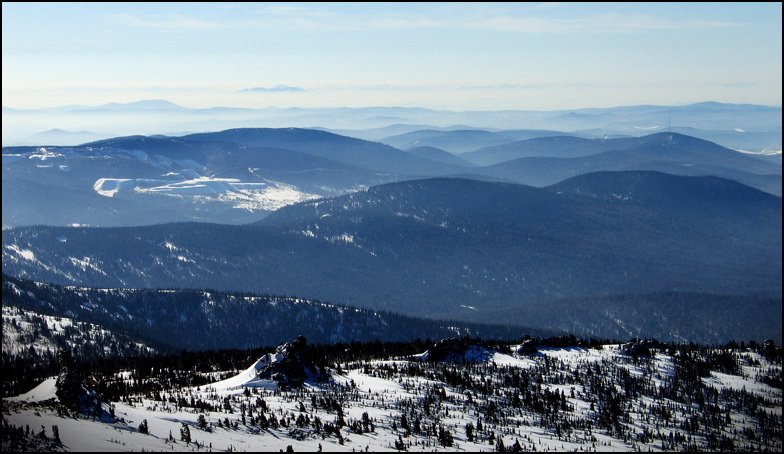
[{"xmin": 2, "ymin": 2, "xmax": 781, "ymax": 110}]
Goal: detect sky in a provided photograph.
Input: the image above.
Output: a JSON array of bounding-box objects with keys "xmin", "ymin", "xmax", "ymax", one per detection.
[{"xmin": 2, "ymin": 2, "xmax": 781, "ymax": 110}]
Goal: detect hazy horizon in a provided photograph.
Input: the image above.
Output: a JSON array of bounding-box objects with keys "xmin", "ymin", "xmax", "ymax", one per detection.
[
  {"xmin": 3, "ymin": 3, "xmax": 781, "ymax": 110},
  {"xmin": 3, "ymin": 97, "xmax": 783, "ymax": 112}
]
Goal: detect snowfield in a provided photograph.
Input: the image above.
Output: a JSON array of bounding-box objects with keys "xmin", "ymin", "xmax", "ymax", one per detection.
[{"xmin": 92, "ymin": 175, "xmax": 318, "ymax": 211}]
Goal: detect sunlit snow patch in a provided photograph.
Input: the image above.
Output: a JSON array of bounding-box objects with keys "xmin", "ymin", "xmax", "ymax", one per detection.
[
  {"xmin": 218, "ymin": 183, "xmax": 319, "ymax": 211},
  {"xmin": 27, "ymin": 147, "xmax": 64, "ymax": 161},
  {"xmin": 5, "ymin": 244, "xmax": 36, "ymax": 261},
  {"xmin": 93, "ymin": 178, "xmax": 135, "ymax": 198},
  {"xmin": 93, "ymin": 176, "xmax": 318, "ymax": 210},
  {"xmin": 208, "ymin": 354, "xmax": 281, "ymax": 391},
  {"xmin": 9, "ymin": 377, "xmax": 57, "ymax": 402}
]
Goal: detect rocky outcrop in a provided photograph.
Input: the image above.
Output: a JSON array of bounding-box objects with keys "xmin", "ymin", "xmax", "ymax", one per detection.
[{"xmin": 257, "ymin": 336, "xmax": 326, "ymax": 388}]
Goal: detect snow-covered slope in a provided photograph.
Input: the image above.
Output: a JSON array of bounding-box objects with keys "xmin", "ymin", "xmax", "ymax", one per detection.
[
  {"xmin": 3, "ymin": 342, "xmax": 781, "ymax": 452},
  {"xmin": 2, "ymin": 305, "xmax": 154, "ymax": 359},
  {"xmin": 8, "ymin": 377, "xmax": 58, "ymax": 403}
]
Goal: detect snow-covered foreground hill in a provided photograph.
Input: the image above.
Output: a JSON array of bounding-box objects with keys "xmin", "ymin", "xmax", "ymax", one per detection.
[{"xmin": 3, "ymin": 340, "xmax": 781, "ymax": 452}]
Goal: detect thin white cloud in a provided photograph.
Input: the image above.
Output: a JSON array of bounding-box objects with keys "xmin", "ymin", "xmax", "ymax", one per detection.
[
  {"xmin": 257, "ymin": 5, "xmax": 332, "ymax": 17},
  {"xmin": 238, "ymin": 85, "xmax": 307, "ymax": 93},
  {"xmin": 441, "ymin": 13, "xmax": 742, "ymax": 33},
  {"xmin": 115, "ymin": 10, "xmax": 743, "ymax": 34},
  {"xmin": 115, "ymin": 14, "xmax": 222, "ymax": 30},
  {"xmin": 533, "ymin": 2, "xmax": 566, "ymax": 9}
]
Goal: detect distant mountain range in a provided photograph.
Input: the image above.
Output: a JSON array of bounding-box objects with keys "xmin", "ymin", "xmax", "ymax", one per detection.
[
  {"xmin": 466, "ymin": 133, "xmax": 778, "ymax": 170},
  {"xmin": 3, "ymin": 128, "xmax": 780, "ymax": 227},
  {"xmin": 3, "ymin": 120, "xmax": 780, "ymax": 344},
  {"xmin": 2, "ymin": 131, "xmax": 408, "ymax": 227},
  {"xmin": 471, "ymin": 133, "xmax": 782, "ymax": 195},
  {"xmin": 404, "ymin": 146, "xmax": 477, "ymax": 167},
  {"xmin": 181, "ymin": 128, "xmax": 467, "ymax": 175},
  {"xmin": 4, "ymin": 172, "xmax": 780, "ymax": 343},
  {"xmin": 3, "ymin": 100, "xmax": 780, "ymax": 153},
  {"xmin": 381, "ymin": 129, "xmax": 526, "ymax": 153},
  {"xmin": 463, "ymin": 135, "xmax": 646, "ymax": 165}
]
